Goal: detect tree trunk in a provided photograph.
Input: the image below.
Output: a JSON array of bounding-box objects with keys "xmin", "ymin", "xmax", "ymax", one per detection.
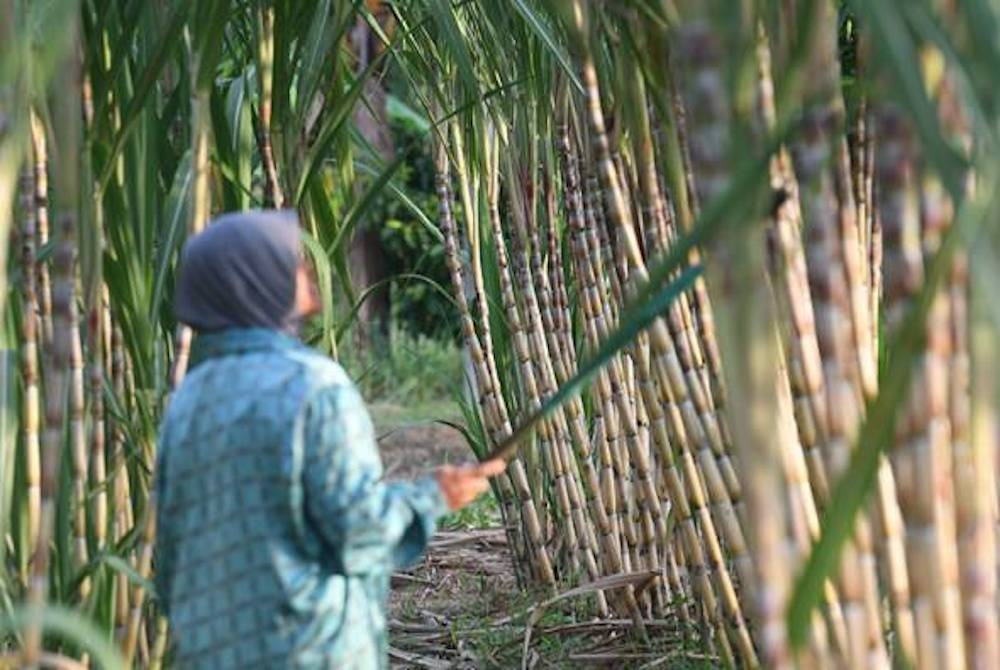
[{"xmin": 349, "ymin": 12, "xmax": 394, "ymax": 350}]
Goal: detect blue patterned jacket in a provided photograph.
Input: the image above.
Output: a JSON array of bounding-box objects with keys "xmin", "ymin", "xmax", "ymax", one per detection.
[{"xmin": 154, "ymin": 329, "xmax": 448, "ymax": 668}]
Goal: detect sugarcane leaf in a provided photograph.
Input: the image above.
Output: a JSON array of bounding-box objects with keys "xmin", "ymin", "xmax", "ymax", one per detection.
[
  {"xmin": 69, "ymin": 552, "xmax": 156, "ymax": 601},
  {"xmin": 333, "ymin": 273, "xmax": 459, "ymax": 346},
  {"xmin": 150, "ymin": 152, "xmax": 192, "ymax": 323},
  {"xmin": 0, "ymin": 349, "xmax": 16, "ymax": 574},
  {"xmin": 307, "ymin": 179, "xmax": 356, "ymax": 307},
  {"xmin": 336, "ymin": 152, "xmax": 408, "ymax": 252},
  {"xmin": 356, "ymin": 160, "xmax": 443, "ymax": 243},
  {"xmin": 0, "ymin": 605, "xmax": 127, "ymax": 670},
  {"xmin": 299, "ymin": 229, "xmax": 336, "ymax": 355},
  {"xmin": 425, "ymin": 0, "xmax": 481, "ymax": 106},
  {"xmin": 386, "ymin": 94, "xmax": 432, "ymax": 133},
  {"xmin": 96, "ymin": 554, "xmax": 157, "ymax": 599},
  {"xmin": 190, "ymin": 0, "xmax": 233, "ymax": 89},
  {"xmin": 508, "ymin": 0, "xmax": 583, "ymax": 94},
  {"xmin": 432, "ymin": 78, "xmax": 531, "ymax": 127},
  {"xmin": 293, "ymin": 0, "xmax": 339, "ymax": 128},
  {"xmin": 96, "ymin": 0, "xmax": 187, "ymax": 192},
  {"xmin": 294, "ymin": 51, "xmax": 393, "ymax": 204}
]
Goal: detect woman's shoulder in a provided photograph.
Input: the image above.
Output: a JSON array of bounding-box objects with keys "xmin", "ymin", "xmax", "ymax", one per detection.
[{"xmin": 283, "ymin": 345, "xmax": 354, "ymax": 392}]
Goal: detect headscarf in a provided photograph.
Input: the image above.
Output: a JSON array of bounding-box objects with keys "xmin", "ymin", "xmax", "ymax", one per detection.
[{"xmin": 174, "ymin": 210, "xmax": 302, "ymax": 334}]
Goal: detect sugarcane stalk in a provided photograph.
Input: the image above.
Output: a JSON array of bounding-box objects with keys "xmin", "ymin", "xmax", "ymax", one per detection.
[
  {"xmin": 170, "ymin": 78, "xmax": 211, "ymax": 389},
  {"xmin": 79, "ymin": 65, "xmax": 108, "ymax": 565},
  {"xmin": 25, "ymin": 212, "xmax": 76, "ymax": 667},
  {"xmin": 535, "ymin": 173, "xmax": 572, "ymax": 385},
  {"xmin": 510, "ymin": 168, "xmax": 655, "ymax": 588},
  {"xmin": 436, "ymin": 143, "xmax": 555, "ymax": 586},
  {"xmin": 29, "ymin": 111, "xmax": 53, "ymax": 350},
  {"xmin": 17, "ymin": 164, "xmax": 41, "ymax": 581},
  {"xmin": 781, "ymin": 7, "xmax": 890, "ymax": 662},
  {"xmin": 496, "ymin": 126, "xmax": 609, "ymax": 583},
  {"xmin": 559, "ymin": 126, "xmax": 653, "ymax": 602},
  {"xmin": 967, "ymin": 230, "xmax": 1000, "ymax": 668},
  {"xmin": 149, "ymin": 616, "xmax": 169, "ymax": 670},
  {"xmin": 122, "ymin": 495, "xmax": 155, "ymax": 664},
  {"xmin": 493, "ymin": 153, "xmax": 582, "ymax": 574},
  {"xmin": 568, "ymin": 4, "xmax": 761, "ymax": 658},
  {"xmin": 571, "ymin": 243, "xmax": 660, "ymax": 586},
  {"xmin": 23, "ymin": 26, "xmax": 81, "ymax": 663},
  {"xmin": 453, "ymin": 125, "xmax": 529, "ymax": 575},
  {"xmin": 671, "ymin": 6, "xmax": 806, "ymax": 664},
  {"xmin": 451, "ymin": 123, "xmax": 503, "ymax": 412},
  {"xmin": 68, "ymin": 283, "xmax": 90, "ymax": 600},
  {"xmin": 565, "ymin": 126, "xmax": 749, "ymax": 657},
  {"xmin": 89, "ymin": 291, "xmax": 108, "ymax": 554},
  {"xmin": 489, "ymin": 147, "xmax": 611, "ymax": 608},
  {"xmin": 756, "ymin": 19, "xmax": 832, "ymax": 510},
  {"xmin": 257, "ymin": 6, "xmax": 284, "ymax": 208},
  {"xmin": 876, "ymin": 100, "xmax": 963, "ymax": 669},
  {"xmin": 628, "ymin": 66, "xmax": 746, "ymax": 531},
  {"xmin": 580, "ymin": 64, "xmax": 754, "ymax": 615},
  {"xmin": 570, "ymin": 230, "xmax": 652, "ymax": 622},
  {"xmin": 661, "ymin": 45, "xmax": 727, "ymax": 420},
  {"xmin": 110, "ymin": 324, "xmax": 132, "ymax": 642},
  {"xmin": 560, "ymin": 118, "xmax": 663, "ymax": 596}
]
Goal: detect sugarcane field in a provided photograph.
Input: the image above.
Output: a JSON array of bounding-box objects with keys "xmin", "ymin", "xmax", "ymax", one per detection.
[{"xmin": 3, "ymin": 0, "xmax": 1000, "ymax": 668}]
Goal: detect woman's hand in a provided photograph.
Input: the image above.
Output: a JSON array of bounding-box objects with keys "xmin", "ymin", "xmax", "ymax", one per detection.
[{"xmin": 435, "ymin": 459, "xmax": 506, "ymax": 511}]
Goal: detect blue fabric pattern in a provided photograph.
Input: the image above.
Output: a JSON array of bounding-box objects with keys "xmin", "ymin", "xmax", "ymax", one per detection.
[{"xmin": 154, "ymin": 328, "xmax": 448, "ymax": 669}]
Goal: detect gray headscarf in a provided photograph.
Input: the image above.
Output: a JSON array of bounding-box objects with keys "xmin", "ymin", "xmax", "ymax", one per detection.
[{"xmin": 175, "ymin": 210, "xmax": 302, "ymax": 334}]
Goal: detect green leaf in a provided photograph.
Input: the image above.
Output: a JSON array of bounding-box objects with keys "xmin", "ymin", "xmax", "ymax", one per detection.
[
  {"xmin": 386, "ymin": 94, "xmax": 432, "ymax": 133},
  {"xmin": 307, "ymin": 179, "xmax": 356, "ymax": 308},
  {"xmin": 150, "ymin": 152, "xmax": 193, "ymax": 322},
  {"xmin": 294, "ymin": 53, "xmax": 391, "ymax": 204},
  {"xmin": 355, "ymin": 159, "xmax": 444, "ymax": 243},
  {"xmin": 334, "ymin": 273, "xmax": 459, "ymax": 346},
  {"xmin": 96, "ymin": 0, "xmax": 188, "ymax": 192},
  {"xmin": 0, "ymin": 605, "xmax": 127, "ymax": 670},
  {"xmin": 299, "ymin": 229, "xmax": 337, "ymax": 356},
  {"xmin": 509, "ymin": 0, "xmax": 583, "ymax": 94},
  {"xmin": 334, "ymin": 153, "xmax": 408, "ymax": 255}
]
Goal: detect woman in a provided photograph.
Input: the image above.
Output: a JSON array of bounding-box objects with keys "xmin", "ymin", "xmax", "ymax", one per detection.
[{"xmin": 154, "ymin": 210, "xmax": 504, "ymax": 669}]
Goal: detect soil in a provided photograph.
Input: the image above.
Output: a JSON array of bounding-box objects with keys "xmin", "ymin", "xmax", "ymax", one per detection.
[
  {"xmin": 377, "ymin": 419, "xmax": 519, "ymax": 669},
  {"xmin": 375, "ymin": 408, "xmax": 707, "ymax": 669},
  {"xmin": 377, "ymin": 421, "xmax": 479, "ymax": 478}
]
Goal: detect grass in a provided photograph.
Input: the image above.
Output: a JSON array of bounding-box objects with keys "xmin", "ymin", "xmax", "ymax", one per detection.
[
  {"xmin": 391, "ymin": 566, "xmax": 718, "ymax": 669},
  {"xmin": 368, "ymin": 398, "xmax": 462, "ymax": 434},
  {"xmin": 340, "ymin": 324, "xmax": 468, "ymax": 407},
  {"xmin": 439, "ymin": 491, "xmax": 501, "ymax": 531}
]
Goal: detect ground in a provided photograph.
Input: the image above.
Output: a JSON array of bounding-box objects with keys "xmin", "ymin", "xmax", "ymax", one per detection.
[
  {"xmin": 372, "ymin": 402, "xmax": 714, "ymax": 669},
  {"xmin": 373, "ymin": 401, "xmax": 519, "ymax": 668}
]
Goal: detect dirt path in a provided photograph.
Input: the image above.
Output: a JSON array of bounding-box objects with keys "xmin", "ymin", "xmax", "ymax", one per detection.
[
  {"xmin": 376, "ymin": 417, "xmax": 519, "ymax": 668},
  {"xmin": 375, "ymin": 409, "xmax": 707, "ymax": 669},
  {"xmin": 377, "ymin": 420, "xmax": 478, "ymax": 478}
]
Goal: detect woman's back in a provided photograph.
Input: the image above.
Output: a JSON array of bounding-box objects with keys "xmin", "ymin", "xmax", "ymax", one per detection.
[{"xmin": 156, "ymin": 329, "xmax": 381, "ymax": 668}]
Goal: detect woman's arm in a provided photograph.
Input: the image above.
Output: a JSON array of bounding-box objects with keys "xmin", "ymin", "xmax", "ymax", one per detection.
[{"xmin": 301, "ymin": 383, "xmax": 449, "ymax": 572}]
